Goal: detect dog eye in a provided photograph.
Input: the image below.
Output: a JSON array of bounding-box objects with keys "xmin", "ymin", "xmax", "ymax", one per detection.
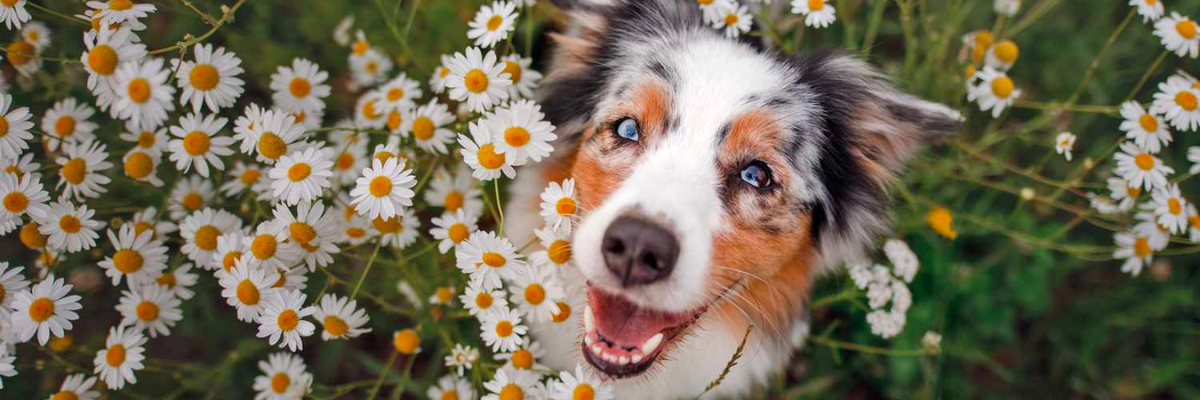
[
  {"xmin": 615, "ymin": 118, "xmax": 640, "ymax": 141},
  {"xmin": 739, "ymin": 161, "xmax": 772, "ymax": 189}
]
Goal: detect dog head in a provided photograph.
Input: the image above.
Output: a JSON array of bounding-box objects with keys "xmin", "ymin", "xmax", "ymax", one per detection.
[{"xmin": 539, "ymin": 0, "xmax": 961, "ymax": 379}]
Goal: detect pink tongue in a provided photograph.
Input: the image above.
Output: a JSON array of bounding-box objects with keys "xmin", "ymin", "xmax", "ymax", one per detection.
[{"xmin": 589, "ymin": 288, "xmax": 689, "ymax": 348}]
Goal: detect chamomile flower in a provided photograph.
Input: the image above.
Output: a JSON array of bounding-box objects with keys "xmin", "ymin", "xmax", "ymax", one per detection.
[
  {"xmin": 270, "ymin": 58, "xmax": 330, "ymax": 115},
  {"xmin": 532, "ymin": 224, "xmax": 573, "ymax": 268},
  {"xmin": 1143, "ymin": 184, "xmax": 1189, "ymax": 234},
  {"xmin": 334, "ymin": 15, "xmax": 355, "ymax": 46},
  {"xmin": 351, "ymin": 157, "xmax": 416, "ymax": 220},
  {"xmin": 19, "ymin": 20, "xmax": 47, "ymax": 50},
  {"xmin": 985, "ymin": 39, "xmax": 1020, "ymax": 71},
  {"xmin": 377, "ymin": 73, "xmax": 422, "ymax": 114},
  {"xmin": 118, "ymin": 122, "xmax": 169, "ymax": 157},
  {"xmin": 10, "ymin": 274, "xmax": 81, "ymax": 345},
  {"xmin": 444, "ymin": 343, "xmax": 479, "ymax": 376},
  {"xmin": 1186, "ymin": 204, "xmax": 1200, "ymax": 242},
  {"xmin": 1114, "ymin": 230, "xmax": 1154, "ymax": 276},
  {"xmin": 428, "ymin": 285, "xmax": 457, "ymax": 306},
  {"xmin": 179, "ymin": 208, "xmax": 242, "ymax": 266},
  {"xmin": 431, "ymin": 209, "xmax": 479, "ymax": 254},
  {"xmin": 792, "ymin": 0, "xmax": 837, "ymax": 28},
  {"xmin": 98, "ymin": 223, "xmax": 167, "ymax": 287},
  {"xmin": 1130, "ymin": 0, "xmax": 1164, "ymax": 23},
  {"xmin": 6, "ymin": 39, "xmax": 41, "ymax": 77},
  {"xmin": 270, "ymin": 147, "xmax": 334, "ymax": 205},
  {"xmin": 428, "ymin": 375, "xmax": 474, "ymax": 400},
  {"xmin": 168, "ymin": 112, "xmax": 234, "ymax": 177},
  {"xmin": 256, "ymin": 289, "xmax": 316, "ymax": 351},
  {"xmin": 49, "ymin": 373, "xmax": 100, "ymax": 400},
  {"xmin": 88, "ymin": 0, "xmax": 156, "ymax": 25},
  {"xmin": 1191, "ymin": 146, "xmax": 1200, "ymax": 174},
  {"xmin": 233, "ymin": 103, "xmax": 267, "ymax": 152},
  {"xmin": 1154, "ymin": 12, "xmax": 1199, "ymax": 59},
  {"xmin": 993, "ymin": 0, "xmax": 1020, "ymax": 16},
  {"xmin": 244, "ymin": 221, "xmax": 301, "ymax": 271},
  {"xmin": 1119, "ymin": 101, "xmax": 1172, "ymax": 153},
  {"xmin": 468, "ymin": 1, "xmax": 518, "ymax": 48},
  {"xmin": 446, "ymin": 47, "xmax": 512, "ymax": 112},
  {"xmin": 174, "ymin": 43, "xmax": 245, "ymax": 113},
  {"xmin": 122, "ymin": 149, "xmax": 163, "ymax": 186},
  {"xmin": 212, "ymin": 230, "xmax": 247, "ymax": 272},
  {"xmin": 336, "ymin": 201, "xmax": 372, "ymax": 246},
  {"xmin": 0, "ymin": 0, "xmax": 29, "ymax": 29},
  {"xmin": 266, "ymin": 265, "xmax": 308, "ymax": 292},
  {"xmin": 112, "ymin": 57, "xmax": 176, "ymax": 131},
  {"xmin": 222, "ymin": 161, "xmax": 270, "ymax": 198},
  {"xmin": 509, "ymin": 263, "xmax": 564, "ymax": 323},
  {"xmin": 329, "ymin": 140, "xmax": 369, "ymax": 188},
  {"xmin": 128, "ymin": 206, "xmax": 176, "ymax": 240},
  {"xmin": 272, "ymin": 200, "xmax": 340, "ymax": 271},
  {"xmin": 371, "ymin": 208, "xmax": 420, "ymax": 249},
  {"xmin": 56, "ymin": 139, "xmax": 112, "ymax": 200},
  {"xmin": 154, "ymin": 263, "xmax": 198, "ymax": 300},
  {"xmin": 41, "ymin": 98, "xmax": 99, "ymax": 152},
  {"xmin": 1114, "ymin": 142, "xmax": 1174, "ymax": 191},
  {"xmin": 349, "ymin": 30, "xmax": 370, "ymax": 61},
  {"xmin": 354, "ymin": 91, "xmax": 387, "ymax": 129},
  {"xmin": 424, "ymin": 166, "xmax": 484, "ymax": 215},
  {"xmin": 0, "ymin": 172, "xmax": 49, "ymax": 226},
  {"xmin": 489, "ymin": 100, "xmax": 556, "ymax": 165},
  {"xmin": 460, "ymin": 280, "xmax": 509, "ymax": 316},
  {"xmin": 430, "ymin": 54, "xmax": 454, "ymax": 94},
  {"xmin": 116, "ymin": 284, "xmax": 181, "ymax": 338},
  {"xmin": 456, "ymin": 230, "xmax": 527, "ymax": 290},
  {"xmin": 0, "ymin": 94, "xmax": 33, "ymax": 159},
  {"xmin": 460, "ymin": 121, "xmax": 516, "ymax": 180},
  {"xmin": 37, "ymin": 200, "xmax": 103, "ymax": 253},
  {"xmin": 93, "ymin": 326, "xmax": 146, "ymax": 390},
  {"xmin": 249, "ymin": 109, "xmax": 306, "ymax": 164},
  {"xmin": 217, "ymin": 257, "xmax": 279, "ymax": 322},
  {"xmin": 407, "ymin": 100, "xmax": 456, "ymax": 154},
  {"xmin": 482, "ymin": 367, "xmax": 537, "ymax": 400},
  {"xmin": 252, "ymin": 353, "xmax": 312, "ymax": 400},
  {"xmin": 81, "ymin": 26, "xmax": 145, "ymax": 109},
  {"xmin": 707, "ymin": 2, "xmax": 752, "ymax": 38},
  {"xmin": 167, "ymin": 175, "xmax": 214, "ymax": 220},
  {"xmin": 0, "ymin": 262, "xmax": 29, "ymax": 310},
  {"xmin": 967, "ymin": 67, "xmax": 1020, "ymax": 118},
  {"xmin": 540, "ymin": 179, "xmax": 578, "ymax": 231},
  {"xmin": 553, "ymin": 365, "xmax": 614, "ymax": 400},
  {"xmin": 1, "ymin": 153, "xmax": 38, "ymax": 179},
  {"xmin": 1055, "ymin": 132, "xmax": 1076, "ymax": 161},
  {"xmin": 494, "ymin": 341, "xmax": 546, "ymax": 374},
  {"xmin": 1151, "ymin": 74, "xmax": 1200, "ymax": 131},
  {"xmin": 497, "ymin": 55, "xmax": 541, "ymax": 101},
  {"xmin": 350, "ymin": 48, "xmax": 393, "ymax": 88},
  {"xmin": 311, "ymin": 294, "xmax": 371, "ymax": 340}
]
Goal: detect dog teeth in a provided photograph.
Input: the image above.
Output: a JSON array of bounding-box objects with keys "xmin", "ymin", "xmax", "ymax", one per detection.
[
  {"xmin": 618, "ymin": 356, "xmax": 630, "ymax": 365},
  {"xmin": 603, "ymin": 353, "xmax": 617, "ymax": 363},
  {"xmin": 584, "ymin": 334, "xmax": 595, "ymax": 345},
  {"xmin": 591, "ymin": 344, "xmax": 604, "ymax": 356},
  {"xmin": 584, "ymin": 305, "xmax": 595, "ymax": 332},
  {"xmin": 641, "ymin": 333, "xmax": 663, "ymax": 354},
  {"xmin": 631, "ymin": 353, "xmax": 643, "ymax": 364}
]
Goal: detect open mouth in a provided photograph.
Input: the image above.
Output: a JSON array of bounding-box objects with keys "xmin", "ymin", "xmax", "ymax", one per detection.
[{"xmin": 581, "ymin": 286, "xmax": 708, "ymax": 378}]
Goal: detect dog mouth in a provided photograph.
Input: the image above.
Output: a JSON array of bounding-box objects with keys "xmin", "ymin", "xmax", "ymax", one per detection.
[{"xmin": 581, "ymin": 286, "xmax": 708, "ymax": 378}]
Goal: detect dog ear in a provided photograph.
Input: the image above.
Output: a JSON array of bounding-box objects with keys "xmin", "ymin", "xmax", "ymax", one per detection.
[{"xmin": 793, "ymin": 51, "xmax": 962, "ymax": 267}]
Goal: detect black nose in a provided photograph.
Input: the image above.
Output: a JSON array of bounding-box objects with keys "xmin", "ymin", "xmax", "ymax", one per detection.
[{"xmin": 601, "ymin": 215, "xmax": 679, "ymax": 287}]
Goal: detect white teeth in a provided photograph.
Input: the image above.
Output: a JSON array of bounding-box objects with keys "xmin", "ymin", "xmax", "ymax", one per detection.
[
  {"xmin": 631, "ymin": 353, "xmax": 643, "ymax": 364},
  {"xmin": 591, "ymin": 344, "xmax": 604, "ymax": 356},
  {"xmin": 641, "ymin": 333, "xmax": 664, "ymax": 354},
  {"xmin": 618, "ymin": 356, "xmax": 630, "ymax": 365},
  {"xmin": 603, "ymin": 353, "xmax": 616, "ymax": 363},
  {"xmin": 584, "ymin": 306, "xmax": 595, "ymax": 332},
  {"xmin": 584, "ymin": 334, "xmax": 595, "ymax": 345}
]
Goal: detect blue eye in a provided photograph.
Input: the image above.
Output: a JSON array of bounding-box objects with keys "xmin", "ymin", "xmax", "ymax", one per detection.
[
  {"xmin": 616, "ymin": 118, "xmax": 640, "ymax": 141},
  {"xmin": 740, "ymin": 161, "xmax": 772, "ymax": 188}
]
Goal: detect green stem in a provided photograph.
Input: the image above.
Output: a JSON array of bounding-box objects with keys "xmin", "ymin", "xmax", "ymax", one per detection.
[
  {"xmin": 350, "ymin": 239, "xmax": 384, "ymax": 299},
  {"xmin": 364, "ymin": 351, "xmax": 400, "ymax": 400},
  {"xmin": 148, "ymin": 0, "xmax": 250, "ymax": 55},
  {"xmin": 27, "ymin": 2, "xmax": 90, "ymax": 26},
  {"xmin": 808, "ymin": 335, "xmax": 929, "ymax": 357}
]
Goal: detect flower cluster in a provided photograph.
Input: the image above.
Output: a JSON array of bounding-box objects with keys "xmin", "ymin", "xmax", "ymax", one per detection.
[{"xmin": 849, "ymin": 239, "xmax": 919, "ymax": 338}]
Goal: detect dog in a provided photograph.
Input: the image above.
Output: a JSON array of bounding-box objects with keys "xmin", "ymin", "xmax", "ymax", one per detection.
[{"xmin": 504, "ymin": 0, "xmax": 962, "ymax": 398}]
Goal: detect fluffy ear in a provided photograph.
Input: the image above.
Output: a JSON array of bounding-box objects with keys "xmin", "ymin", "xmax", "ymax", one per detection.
[{"xmin": 793, "ymin": 51, "xmax": 963, "ymax": 267}]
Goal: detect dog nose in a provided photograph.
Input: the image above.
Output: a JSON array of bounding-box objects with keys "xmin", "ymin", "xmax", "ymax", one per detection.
[{"xmin": 601, "ymin": 215, "xmax": 679, "ymax": 286}]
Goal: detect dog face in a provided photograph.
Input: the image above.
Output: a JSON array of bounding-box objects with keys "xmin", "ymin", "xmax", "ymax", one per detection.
[{"xmin": 537, "ymin": 0, "xmax": 961, "ymax": 381}]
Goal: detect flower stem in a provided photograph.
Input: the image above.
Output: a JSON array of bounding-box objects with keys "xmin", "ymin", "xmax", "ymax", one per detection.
[{"xmin": 351, "ymin": 239, "xmax": 385, "ymax": 299}]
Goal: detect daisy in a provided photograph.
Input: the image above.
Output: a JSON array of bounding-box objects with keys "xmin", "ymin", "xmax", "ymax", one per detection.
[
  {"xmin": 1119, "ymin": 101, "xmax": 1172, "ymax": 153},
  {"xmin": 0, "ymin": 0, "xmax": 29, "ymax": 29},
  {"xmin": 212, "ymin": 230, "xmax": 247, "ymax": 272},
  {"xmin": 288, "ymin": 108, "xmax": 322, "ymax": 132},
  {"xmin": 428, "ymin": 285, "xmax": 457, "ymax": 306},
  {"xmin": 252, "ymin": 353, "xmax": 313, "ymax": 400},
  {"xmin": 1054, "ymin": 132, "xmax": 1075, "ymax": 161},
  {"xmin": 967, "ymin": 67, "xmax": 1020, "ymax": 118},
  {"xmin": 1113, "ymin": 231, "xmax": 1154, "ymax": 276},
  {"xmin": 428, "ymin": 375, "xmax": 474, "ymax": 400},
  {"xmin": 792, "ymin": 0, "xmax": 837, "ymax": 28},
  {"xmin": 481, "ymin": 307, "xmax": 528, "ymax": 352},
  {"xmin": 349, "ymin": 30, "xmax": 370, "ymax": 61},
  {"xmin": 329, "ymin": 139, "xmax": 369, "ymax": 185},
  {"xmin": 222, "ymin": 161, "xmax": 271, "ymax": 198},
  {"xmin": 56, "ymin": 139, "xmax": 113, "ymax": 200},
  {"xmin": 249, "ymin": 109, "xmax": 307, "ymax": 164},
  {"xmin": 118, "ymin": 122, "xmax": 169, "ymax": 157},
  {"xmin": 112, "ymin": 57, "xmax": 176, "ymax": 131},
  {"xmin": 81, "ymin": 26, "xmax": 146, "ymax": 110},
  {"xmin": 269, "ymin": 147, "xmax": 333, "ymax": 205},
  {"xmin": 490, "ymin": 100, "xmax": 557, "ymax": 165},
  {"xmin": 18, "ymin": 221, "xmax": 46, "ymax": 249},
  {"xmin": 0, "ymin": 262, "xmax": 29, "ymax": 311},
  {"xmin": 167, "ymin": 175, "xmax": 214, "ymax": 220},
  {"xmin": 411, "ymin": 106, "xmax": 457, "ymax": 155},
  {"xmin": 272, "ymin": 200, "xmax": 340, "ymax": 271},
  {"xmin": 993, "ymin": 0, "xmax": 1020, "ymax": 16},
  {"xmin": 98, "ymin": 223, "xmax": 167, "ymax": 287},
  {"xmin": 532, "ymin": 223, "xmax": 573, "ymax": 268},
  {"xmin": 233, "ymin": 103, "xmax": 267, "ymax": 153},
  {"xmin": 377, "ymin": 72, "xmax": 422, "ymax": 113},
  {"xmin": 116, "ymin": 284, "xmax": 181, "ymax": 338},
  {"xmin": 335, "ymin": 199, "xmax": 372, "ymax": 246},
  {"xmin": 1154, "ymin": 12, "xmax": 1199, "ymax": 59},
  {"xmin": 457, "ymin": 230, "xmax": 528, "ymax": 289},
  {"xmin": 460, "ymin": 121, "xmax": 516, "ymax": 180},
  {"xmin": 244, "ymin": 221, "xmax": 301, "ymax": 271},
  {"xmin": 1114, "ymin": 142, "xmax": 1174, "ymax": 191},
  {"xmin": 393, "ymin": 328, "xmax": 421, "ymax": 354},
  {"xmin": 1, "ymin": 153, "xmax": 38, "ymax": 179},
  {"xmin": 175, "ymin": 44, "xmax": 245, "ymax": 113},
  {"xmin": 553, "ymin": 365, "xmax": 614, "ymax": 400},
  {"xmin": 168, "ymin": 112, "xmax": 234, "ymax": 177},
  {"xmin": 461, "ymin": 280, "xmax": 510, "ymax": 318},
  {"xmin": 49, "ymin": 373, "xmax": 100, "ymax": 400},
  {"xmin": 350, "ymin": 157, "xmax": 417, "ymax": 220},
  {"xmin": 1130, "ymin": 0, "xmax": 1164, "ymax": 23},
  {"xmin": 1191, "ymin": 146, "xmax": 1200, "ymax": 174},
  {"xmin": 37, "ymin": 200, "xmax": 103, "ymax": 253},
  {"xmin": 311, "ymin": 294, "xmax": 371, "ymax": 340},
  {"xmin": 496, "ymin": 341, "xmax": 547, "ymax": 372},
  {"xmin": 257, "ymin": 289, "xmax": 315, "ymax": 351},
  {"xmin": 88, "ymin": 0, "xmax": 156, "ymax": 25},
  {"xmin": 425, "ymin": 166, "xmax": 485, "ymax": 215},
  {"xmin": 1143, "ymin": 184, "xmax": 1189, "ymax": 234},
  {"xmin": 1187, "ymin": 204, "xmax": 1200, "ymax": 242},
  {"xmin": 350, "ymin": 48, "xmax": 393, "ymax": 88},
  {"xmin": 41, "ymin": 98, "xmax": 99, "ymax": 152},
  {"xmin": 0, "ymin": 172, "xmax": 49, "ymax": 226},
  {"xmin": 266, "ymin": 265, "xmax": 308, "ymax": 292},
  {"xmin": 1135, "ymin": 212, "xmax": 1171, "ymax": 251},
  {"xmin": 482, "ymin": 367, "xmax": 537, "ymax": 400},
  {"xmin": 0, "ymin": 95, "xmax": 32, "ymax": 160},
  {"xmin": 10, "ymin": 274, "xmax": 81, "ymax": 345},
  {"xmin": 270, "ymin": 58, "xmax": 331, "ymax": 115},
  {"xmin": 540, "ymin": 179, "xmax": 578, "ymax": 231},
  {"xmin": 217, "ymin": 258, "xmax": 279, "ymax": 322},
  {"xmin": 372, "ymin": 208, "xmax": 421, "ymax": 249},
  {"xmin": 180, "ymin": 208, "xmax": 242, "ymax": 266},
  {"xmin": 431, "ymin": 209, "xmax": 479, "ymax": 254},
  {"xmin": 445, "ymin": 47, "xmax": 512, "ymax": 113},
  {"xmin": 468, "ymin": 1, "xmax": 517, "ymax": 48},
  {"xmin": 93, "ymin": 326, "xmax": 146, "ymax": 390},
  {"xmin": 129, "ymin": 206, "xmax": 177, "ymax": 240},
  {"xmin": 6, "ymin": 39, "xmax": 41, "ymax": 77},
  {"xmin": 501, "ymin": 54, "xmax": 543, "ymax": 100},
  {"xmin": 510, "ymin": 263, "xmax": 564, "ymax": 323},
  {"xmin": 985, "ymin": 39, "xmax": 1019, "ymax": 71},
  {"xmin": 121, "ymin": 149, "xmax": 163, "ymax": 186},
  {"xmin": 1151, "ymin": 74, "xmax": 1200, "ymax": 131},
  {"xmin": 444, "ymin": 343, "xmax": 479, "ymax": 376},
  {"xmin": 154, "ymin": 263, "xmax": 198, "ymax": 300},
  {"xmin": 707, "ymin": 2, "xmax": 752, "ymax": 38},
  {"xmin": 334, "ymin": 16, "xmax": 355, "ymax": 46},
  {"xmin": 20, "ymin": 21, "xmax": 49, "ymax": 50},
  {"xmin": 430, "ymin": 54, "xmax": 454, "ymax": 94}
]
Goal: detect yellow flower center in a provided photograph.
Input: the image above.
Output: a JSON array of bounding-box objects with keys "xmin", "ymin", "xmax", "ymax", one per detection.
[
  {"xmin": 373, "ymin": 216, "xmax": 402, "ymax": 234},
  {"xmin": 1175, "ymin": 91, "xmax": 1198, "ymax": 111},
  {"xmin": 366, "ymin": 61, "xmax": 379, "ymax": 73},
  {"xmin": 369, "ymin": 176, "xmax": 393, "ymax": 197},
  {"xmin": 412, "ymin": 117, "xmax": 435, "ymax": 140},
  {"xmin": 324, "ymin": 315, "xmax": 349, "ymax": 336},
  {"xmin": 109, "ymin": 0, "xmax": 133, "ymax": 11},
  {"xmin": 113, "ymin": 249, "xmax": 144, "ymax": 274},
  {"xmin": 20, "ymin": 223, "xmax": 47, "ymax": 248},
  {"xmin": 435, "ymin": 286, "xmax": 455, "ymax": 303},
  {"xmin": 271, "ymin": 373, "xmax": 290, "ymax": 393},
  {"xmin": 106, "ymin": 344, "xmax": 126, "ymax": 367},
  {"xmin": 1168, "ymin": 198, "xmax": 1182, "ymax": 215},
  {"xmin": 7, "ymin": 41, "xmax": 33, "ymax": 66},
  {"xmin": 62, "ymin": 158, "xmax": 87, "ymax": 185},
  {"xmin": 59, "ymin": 215, "xmax": 81, "ymax": 234},
  {"xmin": 48, "ymin": 335, "xmax": 72, "ymax": 352},
  {"xmin": 251, "ymin": 234, "xmax": 278, "ymax": 260},
  {"xmin": 495, "ymin": 320, "xmax": 513, "ymax": 337},
  {"xmin": 374, "ymin": 151, "xmax": 396, "ymax": 163},
  {"xmin": 477, "ymin": 144, "xmax": 506, "ymax": 170},
  {"xmin": 128, "ymin": 78, "xmax": 151, "ymax": 104},
  {"xmin": 346, "ymin": 227, "xmax": 366, "ymax": 238},
  {"xmin": 258, "ymin": 132, "xmax": 288, "ymax": 160},
  {"xmin": 1134, "ymin": 237, "xmax": 1152, "ymax": 258},
  {"xmin": 189, "ymin": 64, "xmax": 220, "ymax": 91},
  {"xmin": 335, "ymin": 152, "xmax": 355, "ymax": 170},
  {"xmin": 285, "ymin": 222, "xmax": 315, "ymax": 245},
  {"xmin": 1135, "ymin": 153, "xmax": 1155, "ymax": 171},
  {"xmin": 475, "ymin": 291, "xmax": 494, "ymax": 309},
  {"xmin": 502, "ymin": 61, "xmax": 522, "ymax": 83},
  {"xmin": 725, "ymin": 13, "xmax": 739, "ymax": 26},
  {"xmin": 990, "ymin": 77, "xmax": 1014, "ymax": 98},
  {"xmin": 1177, "ymin": 20, "xmax": 1198, "ymax": 40},
  {"xmin": 448, "ymin": 223, "xmax": 470, "ymax": 244},
  {"xmin": 136, "ymin": 301, "xmax": 159, "ymax": 321},
  {"xmin": 222, "ymin": 251, "xmax": 242, "ymax": 272},
  {"xmin": 556, "ymin": 197, "xmax": 577, "ymax": 216},
  {"xmin": 464, "ymin": 69, "xmax": 489, "ymax": 93},
  {"xmin": 88, "ymin": 45, "xmax": 121, "ymax": 75},
  {"xmin": 134, "ymin": 221, "xmax": 154, "ymax": 239},
  {"xmin": 363, "ymin": 100, "xmax": 380, "ymax": 119},
  {"xmin": 50, "ymin": 391, "xmax": 79, "ymax": 400},
  {"xmin": 0, "ymin": 117, "xmax": 8, "ymax": 137},
  {"xmin": 29, "ymin": 297, "xmax": 54, "ymax": 322},
  {"xmin": 387, "ymin": 111, "xmax": 403, "ymax": 131},
  {"xmin": 1127, "ymin": 185, "xmax": 1141, "ymax": 199},
  {"xmin": 124, "ymin": 151, "xmax": 154, "ymax": 179},
  {"xmin": 573, "ymin": 384, "xmax": 595, "ymax": 400},
  {"xmin": 524, "ymin": 283, "xmax": 545, "ymax": 305},
  {"xmin": 236, "ymin": 280, "xmax": 260, "ymax": 305},
  {"xmin": 156, "ymin": 272, "xmax": 176, "ymax": 287},
  {"xmin": 194, "ymin": 225, "xmax": 219, "ymax": 250},
  {"xmin": 512, "ymin": 348, "xmax": 534, "ymax": 369},
  {"xmin": 1189, "ymin": 214, "xmax": 1200, "ymax": 229},
  {"xmin": 353, "ymin": 41, "xmax": 368, "ymax": 56},
  {"xmin": 136, "ymin": 131, "xmax": 156, "ymax": 148},
  {"xmin": 182, "ymin": 193, "xmax": 203, "ymax": 211},
  {"xmin": 289, "ymin": 78, "xmax": 311, "ymax": 98},
  {"xmin": 439, "ymin": 391, "xmax": 459, "ymax": 400},
  {"xmin": 394, "ymin": 329, "xmax": 420, "ymax": 354},
  {"xmin": 2, "ymin": 191, "xmax": 27, "ymax": 213},
  {"xmin": 272, "ymin": 268, "xmax": 288, "ymax": 288},
  {"xmin": 1139, "ymin": 113, "xmax": 1158, "ymax": 132},
  {"xmin": 504, "ymin": 127, "xmax": 530, "ymax": 147},
  {"xmin": 993, "ymin": 40, "xmax": 1019, "ymax": 63},
  {"xmin": 808, "ymin": 0, "xmax": 824, "ymax": 11},
  {"xmin": 552, "ymin": 302, "xmax": 572, "ymax": 322},
  {"xmin": 287, "ymin": 162, "xmax": 311, "ymax": 182},
  {"xmin": 482, "ymin": 252, "xmax": 506, "ymax": 268},
  {"xmin": 54, "ymin": 116, "xmax": 76, "ymax": 137},
  {"xmin": 277, "ymin": 309, "xmax": 299, "ymax": 331},
  {"xmin": 387, "ymin": 88, "xmax": 405, "ymax": 102},
  {"xmin": 240, "ymin": 169, "xmax": 261, "ymax": 184},
  {"xmin": 445, "ymin": 191, "xmax": 464, "ymax": 212},
  {"xmin": 548, "ymin": 240, "xmax": 572, "ymax": 264},
  {"xmin": 927, "ymin": 207, "xmax": 957, "ymax": 239},
  {"xmin": 486, "ymin": 15, "xmax": 504, "ymax": 31},
  {"xmin": 183, "ymin": 131, "xmax": 210, "ymax": 156},
  {"xmin": 438, "ymin": 67, "xmax": 450, "ymax": 78},
  {"xmin": 499, "ymin": 384, "xmax": 523, "ymax": 400}
]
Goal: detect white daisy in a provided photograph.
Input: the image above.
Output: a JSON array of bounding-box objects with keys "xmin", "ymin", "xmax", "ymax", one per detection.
[
  {"xmin": 48, "ymin": 373, "xmax": 100, "ymax": 400},
  {"xmin": 406, "ymin": 101, "xmax": 456, "ymax": 154},
  {"xmin": 270, "ymin": 147, "xmax": 334, "ymax": 205},
  {"xmin": 350, "ymin": 48, "xmax": 393, "ymax": 88},
  {"xmin": 1119, "ymin": 101, "xmax": 1172, "ymax": 153},
  {"xmin": 467, "ymin": 1, "xmax": 517, "ymax": 49},
  {"xmin": 167, "ymin": 112, "xmax": 234, "ymax": 177},
  {"xmin": 425, "ymin": 166, "xmax": 485, "ymax": 215},
  {"xmin": 1191, "ymin": 146, "xmax": 1200, "ymax": 174},
  {"xmin": 707, "ymin": 2, "xmax": 752, "ymax": 38},
  {"xmin": 0, "ymin": 0, "xmax": 29, "ymax": 29},
  {"xmin": 540, "ymin": 178, "xmax": 578, "ymax": 231},
  {"xmin": 531, "ymin": 223, "xmax": 573, "ymax": 268},
  {"xmin": 1113, "ymin": 231, "xmax": 1154, "ymax": 276},
  {"xmin": 353, "ymin": 90, "xmax": 388, "ymax": 129},
  {"xmin": 128, "ymin": 206, "xmax": 177, "ymax": 240},
  {"xmin": 256, "ymin": 289, "xmax": 316, "ymax": 351},
  {"xmin": 36, "ymin": 200, "xmax": 103, "ymax": 253},
  {"xmin": 984, "ymin": 39, "xmax": 1020, "ymax": 71},
  {"xmin": 122, "ymin": 149, "xmax": 163, "ymax": 186},
  {"xmin": 81, "ymin": 26, "xmax": 146, "ymax": 111},
  {"xmin": 217, "ymin": 257, "xmax": 279, "ymax": 322},
  {"xmin": 10, "ymin": 274, "xmax": 81, "ymax": 345},
  {"xmin": 311, "ymin": 294, "xmax": 371, "ymax": 340},
  {"xmin": 792, "ymin": 0, "xmax": 837, "ymax": 28},
  {"xmin": 0, "ymin": 262, "xmax": 29, "ymax": 311},
  {"xmin": 334, "ymin": 15, "xmax": 355, "ymax": 46},
  {"xmin": 0, "ymin": 171, "xmax": 49, "ymax": 227},
  {"xmin": 56, "ymin": 139, "xmax": 113, "ymax": 200},
  {"xmin": 1135, "ymin": 211, "xmax": 1171, "ymax": 251},
  {"xmin": 371, "ymin": 208, "xmax": 421, "ymax": 249},
  {"xmin": 116, "ymin": 283, "xmax": 181, "ymax": 338},
  {"xmin": 41, "ymin": 98, "xmax": 99, "ymax": 152},
  {"xmin": 6, "ymin": 39, "xmax": 41, "ymax": 77},
  {"xmin": 1130, "ymin": 0, "xmax": 1164, "ymax": 23},
  {"xmin": 93, "ymin": 326, "xmax": 146, "ymax": 390},
  {"xmin": 461, "ymin": 280, "xmax": 510, "ymax": 318},
  {"xmin": 249, "ymin": 108, "xmax": 307, "ymax": 164},
  {"xmin": 377, "ymin": 72, "xmax": 422, "ymax": 113},
  {"xmin": 1143, "ymin": 183, "xmax": 1189, "ymax": 234},
  {"xmin": 0, "ymin": 94, "xmax": 33, "ymax": 160},
  {"xmin": 270, "ymin": 58, "xmax": 331, "ymax": 115},
  {"xmin": 1186, "ymin": 204, "xmax": 1200, "ymax": 242},
  {"xmin": 212, "ymin": 230, "xmax": 247, "ymax": 272},
  {"xmin": 430, "ymin": 54, "xmax": 454, "ymax": 94},
  {"xmin": 179, "ymin": 208, "xmax": 242, "ymax": 266},
  {"xmin": 252, "ymin": 352, "xmax": 313, "ymax": 400},
  {"xmin": 20, "ymin": 20, "xmax": 49, "ymax": 50},
  {"xmin": 1150, "ymin": 74, "xmax": 1200, "ymax": 131},
  {"xmin": 88, "ymin": 0, "xmax": 156, "ymax": 26},
  {"xmin": 444, "ymin": 343, "xmax": 479, "ymax": 376},
  {"xmin": 1, "ymin": 153, "xmax": 38, "ymax": 179},
  {"xmin": 1154, "ymin": 12, "xmax": 1199, "ymax": 59},
  {"xmin": 428, "ymin": 374, "xmax": 474, "ymax": 400},
  {"xmin": 553, "ymin": 365, "xmax": 614, "ymax": 400},
  {"xmin": 509, "ymin": 263, "xmax": 564, "ymax": 323},
  {"xmin": 489, "ymin": 99, "xmax": 556, "ymax": 165},
  {"xmin": 456, "ymin": 230, "xmax": 528, "ymax": 290},
  {"xmin": 460, "ymin": 121, "xmax": 516, "ymax": 180},
  {"xmin": 329, "ymin": 138, "xmax": 369, "ymax": 185},
  {"xmin": 233, "ymin": 103, "xmax": 267, "ymax": 153},
  {"xmin": 481, "ymin": 367, "xmax": 537, "ymax": 400},
  {"xmin": 993, "ymin": 0, "xmax": 1020, "ymax": 16},
  {"xmin": 967, "ymin": 67, "xmax": 1021, "ymax": 118},
  {"xmin": 174, "ymin": 43, "xmax": 245, "ymax": 114},
  {"xmin": 222, "ymin": 161, "xmax": 270, "ymax": 199},
  {"xmin": 98, "ymin": 223, "xmax": 167, "ymax": 287},
  {"xmin": 118, "ymin": 122, "xmax": 168, "ymax": 157},
  {"xmin": 167, "ymin": 175, "xmax": 214, "ymax": 220},
  {"xmin": 272, "ymin": 200, "xmax": 340, "ymax": 271},
  {"xmin": 1054, "ymin": 132, "xmax": 1075, "ymax": 161},
  {"xmin": 244, "ymin": 221, "xmax": 301, "ymax": 271},
  {"xmin": 1114, "ymin": 142, "xmax": 1174, "ymax": 191},
  {"xmin": 445, "ymin": 47, "xmax": 512, "ymax": 113},
  {"xmin": 112, "ymin": 57, "xmax": 176, "ymax": 131},
  {"xmin": 496, "ymin": 341, "xmax": 547, "ymax": 373},
  {"xmin": 153, "ymin": 263, "xmax": 198, "ymax": 301},
  {"xmin": 431, "ymin": 209, "xmax": 479, "ymax": 254},
  {"xmin": 350, "ymin": 157, "xmax": 417, "ymax": 220}
]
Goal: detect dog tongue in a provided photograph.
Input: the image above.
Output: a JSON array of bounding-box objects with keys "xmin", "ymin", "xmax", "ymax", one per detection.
[{"xmin": 589, "ymin": 288, "xmax": 690, "ymax": 348}]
